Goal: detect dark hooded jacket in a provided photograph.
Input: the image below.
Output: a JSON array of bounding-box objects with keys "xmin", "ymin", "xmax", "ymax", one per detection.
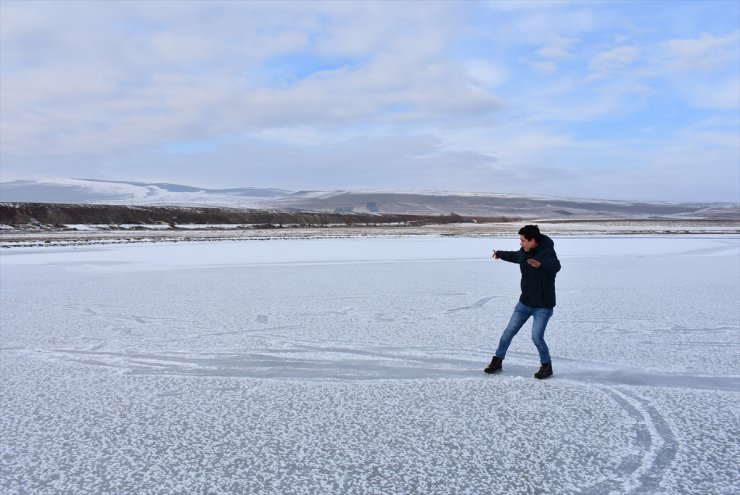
[{"xmin": 496, "ymin": 234, "xmax": 561, "ymax": 308}]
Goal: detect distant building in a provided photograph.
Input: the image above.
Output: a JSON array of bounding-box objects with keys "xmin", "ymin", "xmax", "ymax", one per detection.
[{"xmin": 367, "ymin": 202, "xmax": 379, "ymax": 212}]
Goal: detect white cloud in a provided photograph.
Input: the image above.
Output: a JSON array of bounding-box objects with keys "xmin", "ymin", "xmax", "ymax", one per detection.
[
  {"xmin": 536, "ymin": 36, "xmax": 578, "ymax": 60},
  {"xmin": 528, "ymin": 60, "xmax": 558, "ymax": 75},
  {"xmin": 588, "ymin": 45, "xmax": 641, "ymax": 81},
  {"xmin": 660, "ymin": 31, "xmax": 740, "ymax": 72},
  {"xmin": 682, "ymin": 75, "xmax": 740, "ymax": 111},
  {"xmin": 1, "ymin": 1, "xmax": 499, "ymax": 157},
  {"xmin": 651, "ymin": 31, "xmax": 740, "ymax": 111},
  {"xmin": 462, "ymin": 60, "xmax": 510, "ymax": 88}
]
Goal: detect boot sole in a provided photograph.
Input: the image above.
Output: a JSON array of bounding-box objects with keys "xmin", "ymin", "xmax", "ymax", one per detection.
[{"xmin": 483, "ymin": 368, "xmax": 502, "ymax": 374}]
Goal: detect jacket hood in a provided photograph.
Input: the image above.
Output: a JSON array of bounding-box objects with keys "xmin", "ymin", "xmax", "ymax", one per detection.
[{"xmin": 536, "ymin": 234, "xmax": 555, "ymax": 251}]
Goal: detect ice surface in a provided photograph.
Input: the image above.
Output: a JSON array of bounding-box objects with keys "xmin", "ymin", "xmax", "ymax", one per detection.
[{"xmin": 1, "ymin": 236, "xmax": 738, "ymax": 494}]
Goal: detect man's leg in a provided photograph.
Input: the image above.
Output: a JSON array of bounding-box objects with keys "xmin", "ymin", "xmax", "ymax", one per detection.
[
  {"xmin": 531, "ymin": 307, "xmax": 554, "ymax": 379},
  {"xmin": 495, "ymin": 302, "xmax": 531, "ymax": 359},
  {"xmin": 530, "ymin": 307, "xmax": 553, "ymax": 364}
]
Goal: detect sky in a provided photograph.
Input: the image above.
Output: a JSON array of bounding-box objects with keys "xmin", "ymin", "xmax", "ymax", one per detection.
[{"xmin": 1, "ymin": 0, "xmax": 738, "ymax": 202}]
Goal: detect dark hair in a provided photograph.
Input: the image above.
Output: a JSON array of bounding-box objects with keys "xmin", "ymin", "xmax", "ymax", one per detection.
[{"xmin": 519, "ymin": 224, "xmax": 542, "ymax": 242}]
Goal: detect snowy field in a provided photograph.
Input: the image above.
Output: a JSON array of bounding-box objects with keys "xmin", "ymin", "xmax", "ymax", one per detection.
[{"xmin": 1, "ymin": 235, "xmax": 738, "ymax": 494}]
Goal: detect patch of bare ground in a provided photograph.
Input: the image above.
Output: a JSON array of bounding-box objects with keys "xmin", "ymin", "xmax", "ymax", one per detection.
[{"xmin": 0, "ymin": 219, "xmax": 737, "ymax": 248}]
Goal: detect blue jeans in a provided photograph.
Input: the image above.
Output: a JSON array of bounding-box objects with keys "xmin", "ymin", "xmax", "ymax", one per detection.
[{"xmin": 495, "ymin": 302, "xmax": 553, "ymax": 364}]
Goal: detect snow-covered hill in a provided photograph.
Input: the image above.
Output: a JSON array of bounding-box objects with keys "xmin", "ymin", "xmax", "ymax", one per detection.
[
  {"xmin": 0, "ymin": 179, "xmax": 290, "ymax": 208},
  {"xmin": 1, "ymin": 178, "xmax": 738, "ymax": 219}
]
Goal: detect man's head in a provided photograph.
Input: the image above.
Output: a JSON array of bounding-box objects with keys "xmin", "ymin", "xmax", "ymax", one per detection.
[{"xmin": 518, "ymin": 224, "xmax": 542, "ymax": 252}]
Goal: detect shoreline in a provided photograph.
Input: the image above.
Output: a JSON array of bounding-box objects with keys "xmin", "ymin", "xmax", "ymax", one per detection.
[{"xmin": 1, "ymin": 220, "xmax": 738, "ymax": 249}]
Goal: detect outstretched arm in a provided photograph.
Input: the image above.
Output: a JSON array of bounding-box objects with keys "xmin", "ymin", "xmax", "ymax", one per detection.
[{"xmin": 492, "ymin": 249, "xmax": 519, "ymax": 263}]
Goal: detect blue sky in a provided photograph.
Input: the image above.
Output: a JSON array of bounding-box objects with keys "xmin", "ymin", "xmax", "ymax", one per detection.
[{"xmin": 1, "ymin": 0, "xmax": 738, "ymax": 202}]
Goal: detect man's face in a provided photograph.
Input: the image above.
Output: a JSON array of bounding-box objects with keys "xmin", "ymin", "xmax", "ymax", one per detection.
[{"xmin": 520, "ymin": 235, "xmax": 538, "ymax": 252}]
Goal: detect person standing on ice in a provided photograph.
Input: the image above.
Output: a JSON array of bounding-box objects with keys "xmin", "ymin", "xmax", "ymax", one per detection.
[{"xmin": 484, "ymin": 224, "xmax": 561, "ymax": 379}]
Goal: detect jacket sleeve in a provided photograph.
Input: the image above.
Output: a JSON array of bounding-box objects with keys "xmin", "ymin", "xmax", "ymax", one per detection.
[
  {"xmin": 496, "ymin": 250, "xmax": 520, "ymax": 264},
  {"xmin": 538, "ymin": 250, "xmax": 561, "ymax": 276}
]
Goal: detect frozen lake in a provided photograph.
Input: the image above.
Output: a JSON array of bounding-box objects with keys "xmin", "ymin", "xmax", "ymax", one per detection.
[{"xmin": 1, "ymin": 235, "xmax": 738, "ymax": 494}]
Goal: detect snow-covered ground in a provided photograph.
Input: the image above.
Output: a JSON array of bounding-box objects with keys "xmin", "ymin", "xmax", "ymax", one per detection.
[{"xmin": 1, "ymin": 236, "xmax": 738, "ymax": 494}]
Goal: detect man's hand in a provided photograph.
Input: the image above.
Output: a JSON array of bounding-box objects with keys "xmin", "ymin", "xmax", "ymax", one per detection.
[
  {"xmin": 492, "ymin": 250, "xmax": 499, "ymax": 259},
  {"xmin": 527, "ymin": 258, "xmax": 541, "ymax": 268}
]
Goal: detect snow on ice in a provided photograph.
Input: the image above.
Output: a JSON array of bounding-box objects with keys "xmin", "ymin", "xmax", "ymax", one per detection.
[{"xmin": 1, "ymin": 235, "xmax": 738, "ymax": 494}]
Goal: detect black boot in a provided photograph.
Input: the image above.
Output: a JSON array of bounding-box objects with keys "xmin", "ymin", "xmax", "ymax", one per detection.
[
  {"xmin": 534, "ymin": 363, "xmax": 553, "ymax": 379},
  {"xmin": 484, "ymin": 356, "xmax": 502, "ymax": 374}
]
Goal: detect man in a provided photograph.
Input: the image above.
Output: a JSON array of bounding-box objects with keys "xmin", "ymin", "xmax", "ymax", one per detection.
[{"xmin": 484, "ymin": 225, "xmax": 561, "ymax": 379}]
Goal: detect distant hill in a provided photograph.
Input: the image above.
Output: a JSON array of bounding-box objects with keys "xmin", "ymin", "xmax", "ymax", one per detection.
[
  {"xmin": 0, "ymin": 179, "xmax": 289, "ymax": 207},
  {"xmin": 272, "ymin": 190, "xmax": 739, "ymax": 219},
  {"xmin": 1, "ymin": 178, "xmax": 738, "ymax": 220}
]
